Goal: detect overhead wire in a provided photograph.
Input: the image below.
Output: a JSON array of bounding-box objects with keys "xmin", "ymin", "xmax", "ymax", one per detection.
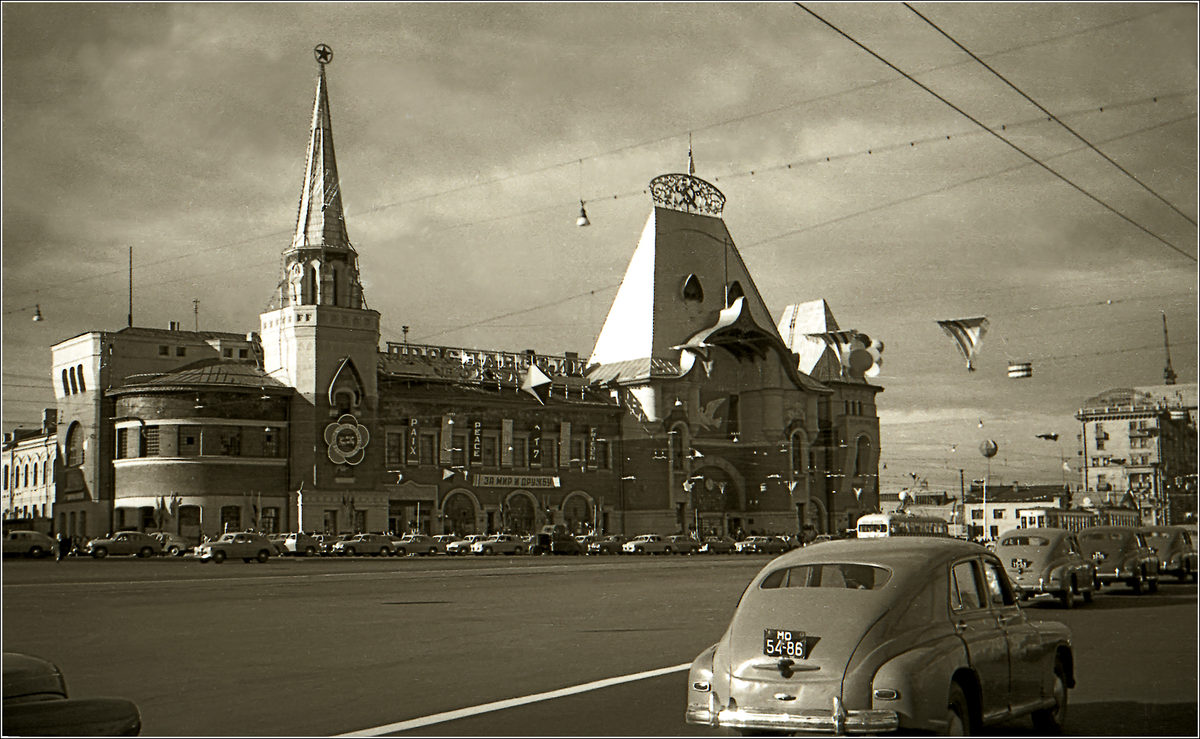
[
  {"xmin": 792, "ymin": 2, "xmax": 1197, "ymax": 262},
  {"xmin": 902, "ymin": 2, "xmax": 1196, "ymax": 228}
]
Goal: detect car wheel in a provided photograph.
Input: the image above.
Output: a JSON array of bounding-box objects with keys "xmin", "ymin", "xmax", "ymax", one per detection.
[
  {"xmin": 92, "ymin": 547, "xmax": 108, "ymax": 559},
  {"xmin": 305, "ymin": 546, "xmax": 316, "ymax": 556},
  {"xmin": 1148, "ymin": 573, "xmax": 1159, "ymax": 593},
  {"xmin": 27, "ymin": 546, "xmax": 44, "ymax": 558},
  {"xmin": 397, "ymin": 548, "xmax": 407, "ymax": 557},
  {"xmin": 212, "ymin": 550, "xmax": 226, "ymax": 564},
  {"xmin": 943, "ymin": 682, "xmax": 971, "ymax": 736},
  {"xmin": 1132, "ymin": 569, "xmax": 1147, "ymax": 594},
  {"xmin": 1031, "ymin": 656, "xmax": 1069, "ymax": 734},
  {"xmin": 257, "ymin": 550, "xmax": 270, "ymax": 563},
  {"xmin": 515, "ymin": 547, "xmax": 524, "ymax": 555},
  {"xmin": 139, "ymin": 547, "xmax": 154, "ymax": 558},
  {"xmin": 168, "ymin": 546, "xmax": 181, "ymax": 556},
  {"xmin": 378, "ymin": 547, "xmax": 390, "ymax": 557},
  {"xmin": 1058, "ymin": 587, "xmax": 1074, "ymax": 609},
  {"xmin": 484, "ymin": 547, "xmax": 494, "ymax": 555},
  {"xmin": 1082, "ymin": 585, "xmax": 1093, "ymax": 604}
]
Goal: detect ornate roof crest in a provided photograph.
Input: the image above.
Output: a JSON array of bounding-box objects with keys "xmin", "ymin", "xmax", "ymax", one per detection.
[{"xmin": 649, "ymin": 174, "xmax": 725, "ymax": 217}]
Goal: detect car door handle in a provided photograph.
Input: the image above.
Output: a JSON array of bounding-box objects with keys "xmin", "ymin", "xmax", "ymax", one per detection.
[{"xmin": 955, "ymin": 621, "xmax": 967, "ymax": 635}]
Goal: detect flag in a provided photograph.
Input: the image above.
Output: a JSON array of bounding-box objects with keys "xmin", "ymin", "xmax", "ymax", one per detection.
[
  {"xmin": 1062, "ymin": 461, "xmax": 1071, "ymax": 472},
  {"xmin": 1036, "ymin": 433, "xmax": 1059, "ymax": 441},
  {"xmin": 442, "ymin": 469, "xmax": 455, "ymax": 480},
  {"xmin": 521, "ymin": 363, "xmax": 551, "ymax": 404},
  {"xmin": 937, "ymin": 317, "xmax": 989, "ymax": 371},
  {"xmin": 1007, "ymin": 362, "xmax": 1033, "ymax": 378}
]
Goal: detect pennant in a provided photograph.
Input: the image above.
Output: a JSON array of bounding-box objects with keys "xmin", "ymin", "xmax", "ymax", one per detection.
[
  {"xmin": 1062, "ymin": 461, "xmax": 1071, "ymax": 472},
  {"xmin": 521, "ymin": 363, "xmax": 552, "ymax": 404},
  {"xmin": 1036, "ymin": 433, "xmax": 1059, "ymax": 441},
  {"xmin": 442, "ymin": 469, "xmax": 455, "ymax": 480},
  {"xmin": 936, "ymin": 317, "xmax": 989, "ymax": 372},
  {"xmin": 788, "ymin": 481, "xmax": 798, "ymax": 492},
  {"xmin": 854, "ymin": 487, "xmax": 863, "ymax": 502}
]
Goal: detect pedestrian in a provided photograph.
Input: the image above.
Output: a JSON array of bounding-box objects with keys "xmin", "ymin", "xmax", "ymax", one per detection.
[{"xmin": 56, "ymin": 532, "xmax": 71, "ymax": 562}]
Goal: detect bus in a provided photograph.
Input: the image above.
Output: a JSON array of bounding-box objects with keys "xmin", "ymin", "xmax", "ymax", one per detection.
[{"xmin": 856, "ymin": 513, "xmax": 950, "ymax": 539}]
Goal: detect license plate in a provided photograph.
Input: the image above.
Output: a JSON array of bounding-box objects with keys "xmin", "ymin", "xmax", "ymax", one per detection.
[
  {"xmin": 1012, "ymin": 558, "xmax": 1031, "ymax": 570},
  {"xmin": 1092, "ymin": 551, "xmax": 1106, "ymax": 562},
  {"xmin": 764, "ymin": 629, "xmax": 806, "ymax": 659}
]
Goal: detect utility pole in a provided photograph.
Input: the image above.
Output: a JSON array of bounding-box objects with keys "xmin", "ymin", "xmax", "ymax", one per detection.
[{"xmin": 193, "ymin": 299, "xmax": 200, "ymax": 332}]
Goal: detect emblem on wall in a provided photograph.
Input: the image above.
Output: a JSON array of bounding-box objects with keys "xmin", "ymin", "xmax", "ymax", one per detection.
[{"xmin": 325, "ymin": 414, "xmax": 370, "ymax": 465}]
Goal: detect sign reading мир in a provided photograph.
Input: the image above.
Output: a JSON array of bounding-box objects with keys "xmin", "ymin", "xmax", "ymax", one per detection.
[{"xmin": 475, "ymin": 474, "xmax": 560, "ymax": 488}]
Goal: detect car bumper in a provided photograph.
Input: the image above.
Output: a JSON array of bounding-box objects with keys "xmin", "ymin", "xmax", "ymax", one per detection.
[{"xmin": 686, "ymin": 702, "xmax": 899, "ymax": 734}]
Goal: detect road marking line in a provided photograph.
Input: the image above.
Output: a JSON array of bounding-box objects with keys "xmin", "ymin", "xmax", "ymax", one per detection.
[{"xmin": 336, "ymin": 662, "xmax": 691, "ymax": 736}]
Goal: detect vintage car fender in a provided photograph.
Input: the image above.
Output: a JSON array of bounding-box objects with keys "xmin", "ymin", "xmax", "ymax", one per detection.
[{"xmin": 863, "ymin": 636, "xmax": 972, "ymax": 733}]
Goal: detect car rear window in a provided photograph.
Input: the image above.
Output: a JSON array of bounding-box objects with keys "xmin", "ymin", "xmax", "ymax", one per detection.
[
  {"xmin": 1080, "ymin": 532, "xmax": 1125, "ymax": 542},
  {"xmin": 1000, "ymin": 536, "xmax": 1050, "ymax": 547},
  {"xmin": 759, "ymin": 563, "xmax": 891, "ymax": 590}
]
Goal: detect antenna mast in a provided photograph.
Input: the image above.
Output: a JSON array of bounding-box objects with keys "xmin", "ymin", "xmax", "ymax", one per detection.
[{"xmin": 1162, "ymin": 312, "xmax": 1177, "ymax": 385}]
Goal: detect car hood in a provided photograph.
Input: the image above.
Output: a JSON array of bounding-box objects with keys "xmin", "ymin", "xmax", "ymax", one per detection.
[{"xmin": 721, "ymin": 587, "xmax": 892, "ymax": 707}]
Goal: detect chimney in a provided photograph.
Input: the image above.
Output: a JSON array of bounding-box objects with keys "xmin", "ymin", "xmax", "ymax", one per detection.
[
  {"xmin": 168, "ymin": 321, "xmax": 181, "ymax": 331},
  {"xmin": 42, "ymin": 409, "xmax": 57, "ymax": 434}
]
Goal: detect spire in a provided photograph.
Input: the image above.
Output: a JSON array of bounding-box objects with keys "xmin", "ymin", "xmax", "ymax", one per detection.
[
  {"xmin": 292, "ymin": 44, "xmax": 352, "ymax": 254},
  {"xmin": 277, "ymin": 45, "xmax": 365, "ymax": 310},
  {"xmin": 687, "ymin": 133, "xmax": 695, "ymax": 175}
]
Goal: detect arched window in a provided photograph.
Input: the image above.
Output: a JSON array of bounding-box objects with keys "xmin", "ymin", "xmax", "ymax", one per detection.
[
  {"xmin": 66, "ymin": 422, "xmax": 85, "ymax": 467},
  {"xmin": 61, "ymin": 370, "xmax": 70, "ymax": 396},
  {"xmin": 681, "ymin": 274, "xmax": 704, "ymax": 302},
  {"xmin": 76, "ymin": 365, "xmax": 86, "ymax": 392},
  {"xmin": 23, "ymin": 464, "xmax": 29, "ymax": 487},
  {"xmin": 306, "ymin": 264, "xmax": 319, "ymax": 305},
  {"xmin": 32, "ymin": 463, "xmax": 37, "ymax": 486},
  {"xmin": 791, "ymin": 431, "xmax": 806, "ymax": 475},
  {"xmin": 855, "ymin": 436, "xmax": 872, "ymax": 477},
  {"xmin": 68, "ymin": 367, "xmax": 78, "ymax": 395},
  {"xmin": 332, "ymin": 265, "xmax": 341, "ymax": 307}
]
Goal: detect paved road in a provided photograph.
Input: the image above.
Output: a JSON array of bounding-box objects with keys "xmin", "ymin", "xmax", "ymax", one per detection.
[{"xmin": 2, "ymin": 553, "xmax": 1196, "ymax": 736}]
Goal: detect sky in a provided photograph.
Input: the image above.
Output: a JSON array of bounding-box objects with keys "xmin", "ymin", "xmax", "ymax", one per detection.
[{"xmin": 2, "ymin": 2, "xmax": 1197, "ymax": 493}]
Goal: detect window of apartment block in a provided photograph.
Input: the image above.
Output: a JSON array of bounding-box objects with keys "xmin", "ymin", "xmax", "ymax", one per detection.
[
  {"xmin": 214, "ymin": 427, "xmax": 242, "ymax": 456},
  {"xmin": 595, "ymin": 440, "xmax": 610, "ymax": 469},
  {"xmin": 510, "ymin": 436, "xmax": 527, "ymax": 468},
  {"xmin": 179, "ymin": 426, "xmax": 200, "ymax": 456},
  {"xmin": 260, "ymin": 427, "xmax": 281, "ymax": 458},
  {"xmin": 176, "ymin": 347, "xmax": 187, "ymax": 357},
  {"xmin": 482, "ymin": 434, "xmax": 498, "ymax": 467},
  {"xmin": 158, "ymin": 345, "xmax": 169, "ymax": 356},
  {"xmin": 144, "ymin": 426, "xmax": 160, "ymax": 456},
  {"xmin": 971, "ymin": 509, "xmax": 983, "ymax": 520},
  {"xmin": 239, "ymin": 349, "xmax": 249, "ymax": 359},
  {"xmin": 571, "ymin": 439, "xmax": 585, "ymax": 470},
  {"xmin": 451, "ymin": 434, "xmax": 467, "ymax": 467},
  {"xmin": 542, "ymin": 438, "xmax": 557, "ymax": 468},
  {"xmin": 116, "ymin": 428, "xmax": 129, "ymax": 459},
  {"xmin": 419, "ymin": 433, "xmax": 436, "ymax": 466},
  {"xmin": 223, "ymin": 348, "xmax": 233, "ymax": 358},
  {"xmin": 261, "ymin": 507, "xmax": 279, "ymax": 534},
  {"xmin": 993, "ymin": 509, "xmax": 1004, "ymax": 519},
  {"xmin": 386, "ymin": 432, "xmax": 404, "ymax": 467}
]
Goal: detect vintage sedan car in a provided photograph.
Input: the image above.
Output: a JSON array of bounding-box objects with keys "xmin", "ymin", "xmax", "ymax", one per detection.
[
  {"xmin": 3, "ymin": 652, "xmax": 141, "ymax": 736},
  {"xmin": 195, "ymin": 532, "xmax": 277, "ymax": 563},
  {"xmin": 1078, "ymin": 525, "xmax": 1160, "ymax": 593},
  {"xmin": 735, "ymin": 536, "xmax": 788, "ymax": 555},
  {"xmin": 471, "ymin": 534, "xmax": 526, "ymax": 556},
  {"xmin": 316, "ymin": 533, "xmax": 354, "ymax": 555},
  {"xmin": 588, "ymin": 534, "xmax": 628, "ymax": 555},
  {"xmin": 331, "ymin": 533, "xmax": 393, "ymax": 557},
  {"xmin": 446, "ymin": 534, "xmax": 487, "ymax": 555},
  {"xmin": 85, "ymin": 532, "xmax": 164, "ymax": 559},
  {"xmin": 623, "ymin": 534, "xmax": 672, "ymax": 555},
  {"xmin": 278, "ymin": 532, "xmax": 322, "ymax": 557},
  {"xmin": 391, "ymin": 534, "xmax": 442, "ymax": 556},
  {"xmin": 3, "ymin": 530, "xmax": 57, "ymax": 558},
  {"xmin": 150, "ymin": 532, "xmax": 193, "ymax": 556},
  {"xmin": 996, "ymin": 527, "xmax": 1097, "ymax": 608},
  {"xmin": 667, "ymin": 535, "xmax": 702, "ymax": 555},
  {"xmin": 1140, "ymin": 525, "xmax": 1198, "ymax": 583},
  {"xmin": 685, "ymin": 537, "xmax": 1073, "ymax": 735},
  {"xmin": 432, "ymin": 534, "xmax": 461, "ymax": 550},
  {"xmin": 699, "ymin": 536, "xmax": 737, "ymax": 555}
]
